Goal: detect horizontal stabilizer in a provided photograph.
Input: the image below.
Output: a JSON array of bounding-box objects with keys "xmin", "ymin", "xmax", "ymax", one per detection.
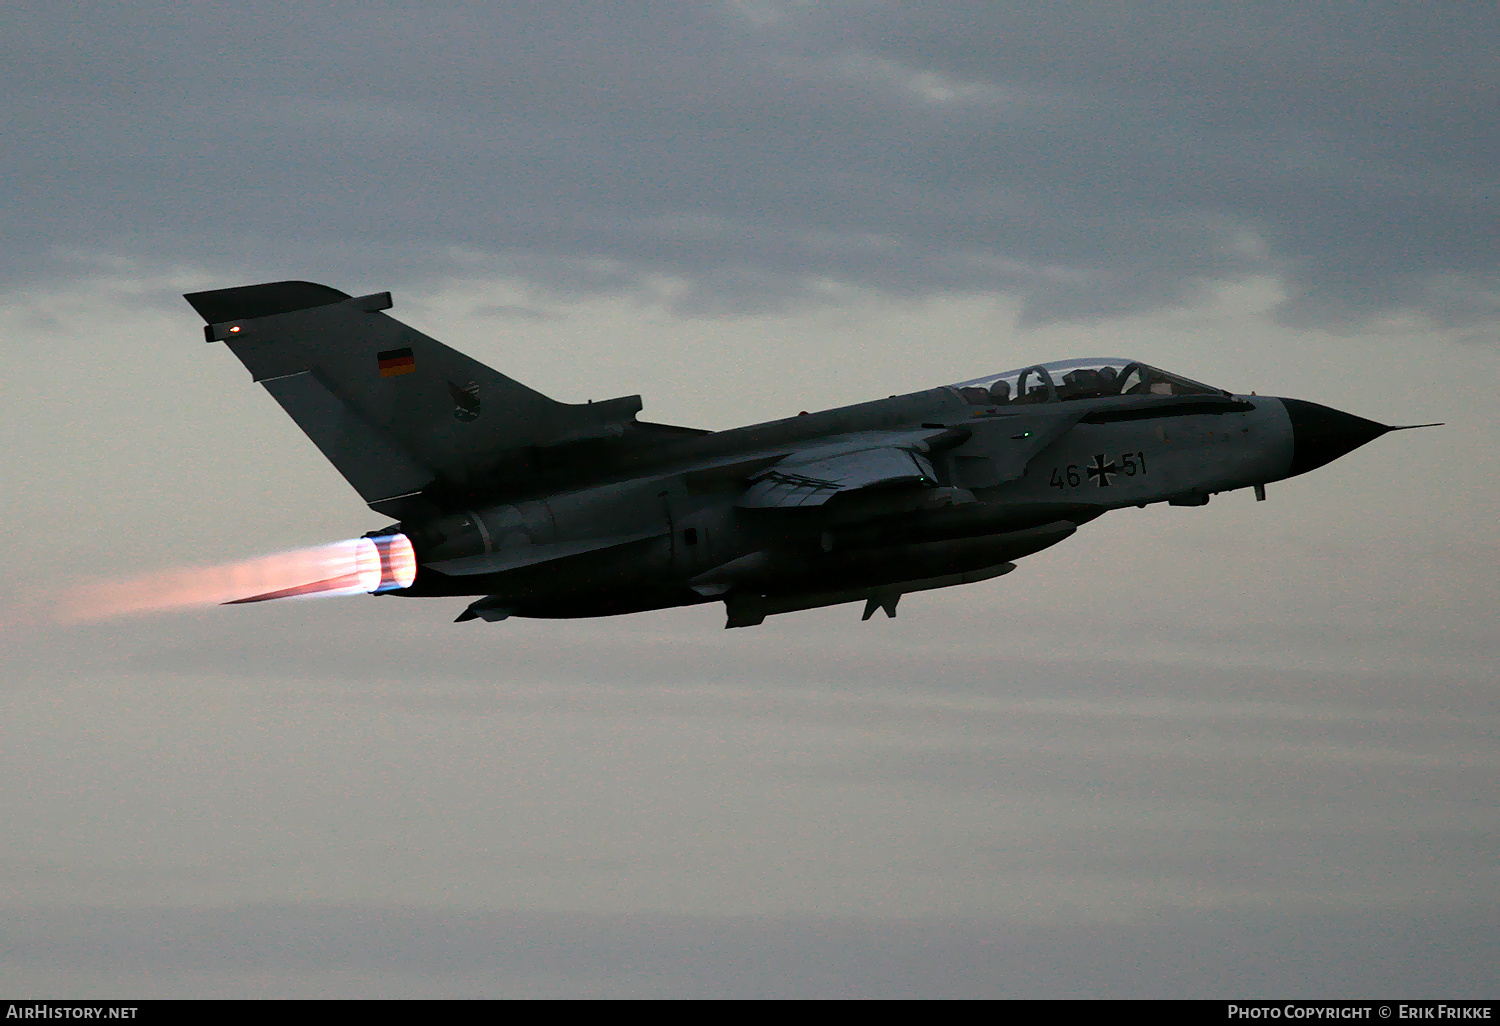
[{"xmin": 455, "ymin": 596, "xmax": 514, "ymax": 622}]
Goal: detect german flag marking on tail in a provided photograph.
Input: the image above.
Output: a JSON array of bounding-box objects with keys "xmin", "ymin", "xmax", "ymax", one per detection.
[{"xmin": 378, "ymin": 347, "xmax": 415, "ymax": 377}]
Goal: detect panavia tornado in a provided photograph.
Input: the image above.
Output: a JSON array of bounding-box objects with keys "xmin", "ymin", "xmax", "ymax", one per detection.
[{"xmin": 185, "ymin": 281, "xmax": 1438, "ymax": 628}]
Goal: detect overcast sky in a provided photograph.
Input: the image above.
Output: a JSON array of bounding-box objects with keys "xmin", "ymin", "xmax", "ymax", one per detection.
[{"xmin": 2, "ymin": 1, "xmax": 1496, "ymax": 998}]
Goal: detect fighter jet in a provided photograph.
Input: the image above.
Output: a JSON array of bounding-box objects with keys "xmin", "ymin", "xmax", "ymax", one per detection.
[{"xmin": 185, "ymin": 281, "xmax": 1438, "ymax": 628}]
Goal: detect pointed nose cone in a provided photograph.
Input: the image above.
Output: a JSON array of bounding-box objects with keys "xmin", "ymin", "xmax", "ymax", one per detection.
[{"xmin": 1280, "ymin": 398, "xmax": 1391, "ymax": 477}]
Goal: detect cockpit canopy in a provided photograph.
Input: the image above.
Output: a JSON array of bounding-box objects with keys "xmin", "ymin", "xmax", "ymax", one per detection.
[{"xmin": 949, "ymin": 358, "xmax": 1224, "ymax": 407}]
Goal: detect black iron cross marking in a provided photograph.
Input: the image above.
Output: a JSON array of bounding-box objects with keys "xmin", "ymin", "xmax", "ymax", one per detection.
[{"xmin": 1087, "ymin": 453, "xmax": 1118, "ymax": 486}]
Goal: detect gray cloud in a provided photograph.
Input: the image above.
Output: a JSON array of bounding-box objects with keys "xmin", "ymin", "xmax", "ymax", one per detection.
[
  {"xmin": 4, "ymin": 2, "xmax": 1495, "ymax": 325},
  {"xmin": 470, "ymin": 302, "xmax": 562, "ymax": 321},
  {"xmin": 3, "ymin": 7, "xmax": 1497, "ymax": 996},
  {"xmin": 3, "ymin": 564, "xmax": 1494, "ymax": 995},
  {"xmin": 5, "ymin": 904, "xmax": 1497, "ymax": 997}
]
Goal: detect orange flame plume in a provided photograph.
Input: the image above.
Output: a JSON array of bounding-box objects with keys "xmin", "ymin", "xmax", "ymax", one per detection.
[{"xmin": 48, "ymin": 534, "xmax": 417, "ymax": 624}]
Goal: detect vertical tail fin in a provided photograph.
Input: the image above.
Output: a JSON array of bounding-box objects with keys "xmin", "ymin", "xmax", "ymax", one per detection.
[{"xmin": 185, "ymin": 282, "xmax": 642, "ymax": 516}]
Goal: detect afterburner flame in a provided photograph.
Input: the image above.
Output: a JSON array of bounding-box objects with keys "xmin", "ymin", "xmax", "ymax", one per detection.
[
  {"xmin": 370, "ymin": 532, "xmax": 417, "ymax": 592},
  {"xmin": 55, "ymin": 533, "xmax": 417, "ymax": 623}
]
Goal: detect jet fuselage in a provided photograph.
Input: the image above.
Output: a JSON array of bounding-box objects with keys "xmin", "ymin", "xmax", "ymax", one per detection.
[{"xmin": 182, "ymin": 282, "xmax": 1423, "ymax": 628}]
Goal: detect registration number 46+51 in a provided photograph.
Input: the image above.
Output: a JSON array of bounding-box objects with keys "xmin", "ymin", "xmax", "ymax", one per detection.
[{"xmin": 1050, "ymin": 452, "xmax": 1147, "ymax": 489}]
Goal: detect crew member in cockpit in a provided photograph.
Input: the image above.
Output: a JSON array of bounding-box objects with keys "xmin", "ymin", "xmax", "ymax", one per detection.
[{"xmin": 1060, "ymin": 367, "xmax": 1119, "ymax": 400}]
